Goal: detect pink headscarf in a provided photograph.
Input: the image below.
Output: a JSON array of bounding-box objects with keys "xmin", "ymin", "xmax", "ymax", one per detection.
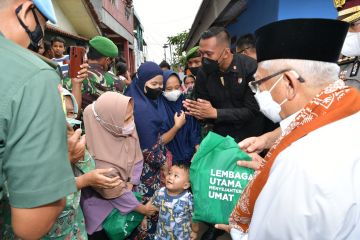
[{"xmin": 83, "ymin": 92, "xmax": 143, "ymax": 199}]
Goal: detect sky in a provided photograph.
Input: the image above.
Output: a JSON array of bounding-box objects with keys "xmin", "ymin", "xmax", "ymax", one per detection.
[{"xmin": 133, "ymin": 0, "xmax": 202, "ymax": 64}]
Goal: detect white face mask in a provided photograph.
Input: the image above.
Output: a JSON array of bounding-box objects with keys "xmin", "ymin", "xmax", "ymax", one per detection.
[
  {"xmin": 254, "ymin": 75, "xmax": 287, "ymax": 123},
  {"xmin": 341, "ymin": 31, "xmax": 360, "ymax": 57},
  {"xmin": 92, "ymin": 102, "xmax": 135, "ymax": 136},
  {"xmin": 163, "ymin": 89, "xmax": 182, "ymax": 102},
  {"xmin": 122, "ymin": 120, "xmax": 136, "ymax": 135}
]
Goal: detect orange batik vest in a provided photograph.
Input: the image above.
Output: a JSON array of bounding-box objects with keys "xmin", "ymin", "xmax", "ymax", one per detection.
[{"xmin": 229, "ymin": 80, "xmax": 360, "ymax": 232}]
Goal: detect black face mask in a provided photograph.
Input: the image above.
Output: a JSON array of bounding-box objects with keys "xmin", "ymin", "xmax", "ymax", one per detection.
[
  {"xmin": 201, "ymin": 49, "xmax": 225, "ymax": 75},
  {"xmin": 145, "ymin": 86, "xmax": 162, "ymax": 100},
  {"xmin": 15, "ymin": 5, "xmax": 44, "ymax": 52},
  {"xmin": 189, "ymin": 66, "xmax": 199, "ymax": 76},
  {"xmin": 201, "ymin": 57, "xmax": 219, "ymax": 75}
]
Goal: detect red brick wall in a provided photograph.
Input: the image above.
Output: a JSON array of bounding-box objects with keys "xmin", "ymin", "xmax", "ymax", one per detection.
[{"xmin": 102, "ymin": 0, "xmax": 134, "ymax": 35}]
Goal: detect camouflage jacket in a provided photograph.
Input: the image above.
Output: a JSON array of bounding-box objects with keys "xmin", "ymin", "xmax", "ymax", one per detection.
[{"xmin": 62, "ymin": 63, "xmax": 125, "ymax": 110}]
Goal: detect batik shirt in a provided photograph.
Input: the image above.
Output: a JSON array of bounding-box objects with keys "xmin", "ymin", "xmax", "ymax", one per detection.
[
  {"xmin": 0, "ymin": 151, "xmax": 95, "ymax": 240},
  {"xmin": 153, "ymin": 187, "xmax": 193, "ymax": 240},
  {"xmin": 62, "ymin": 64, "xmax": 124, "ymax": 110}
]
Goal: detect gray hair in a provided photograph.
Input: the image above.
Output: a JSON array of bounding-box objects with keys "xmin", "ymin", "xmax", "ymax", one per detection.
[{"xmin": 259, "ymin": 59, "xmax": 340, "ymax": 88}]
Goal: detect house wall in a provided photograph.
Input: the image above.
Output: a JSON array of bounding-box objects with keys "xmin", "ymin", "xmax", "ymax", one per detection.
[{"xmin": 102, "ymin": 0, "xmax": 134, "ymax": 35}]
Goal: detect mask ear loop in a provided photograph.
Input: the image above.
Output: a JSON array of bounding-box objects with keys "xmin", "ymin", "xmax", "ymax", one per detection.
[
  {"xmin": 92, "ymin": 102, "xmax": 101, "ymax": 122},
  {"xmin": 91, "ymin": 102, "xmax": 127, "ymax": 136},
  {"xmin": 269, "ymin": 75, "xmax": 284, "ymax": 93},
  {"xmin": 15, "ymin": 5, "xmax": 42, "ymax": 47}
]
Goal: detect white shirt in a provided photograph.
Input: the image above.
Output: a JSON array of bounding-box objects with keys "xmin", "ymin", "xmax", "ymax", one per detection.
[{"xmin": 244, "ymin": 111, "xmax": 360, "ymax": 240}]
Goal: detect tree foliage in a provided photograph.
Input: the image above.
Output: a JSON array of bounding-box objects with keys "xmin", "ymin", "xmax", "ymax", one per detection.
[{"xmin": 167, "ymin": 30, "xmax": 189, "ymax": 67}]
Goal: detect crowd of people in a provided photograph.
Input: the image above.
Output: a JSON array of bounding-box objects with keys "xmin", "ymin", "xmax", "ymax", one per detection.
[{"xmin": 1, "ymin": 0, "xmax": 360, "ymax": 240}]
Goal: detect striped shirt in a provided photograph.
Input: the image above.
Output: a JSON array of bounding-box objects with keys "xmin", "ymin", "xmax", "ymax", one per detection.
[{"xmin": 52, "ymin": 55, "xmax": 69, "ymax": 77}]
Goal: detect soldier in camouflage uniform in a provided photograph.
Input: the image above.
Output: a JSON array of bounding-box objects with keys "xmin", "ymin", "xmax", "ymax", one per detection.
[
  {"xmin": 63, "ymin": 36, "xmax": 124, "ymax": 110},
  {"xmin": 335, "ymin": 0, "xmax": 360, "ymax": 91}
]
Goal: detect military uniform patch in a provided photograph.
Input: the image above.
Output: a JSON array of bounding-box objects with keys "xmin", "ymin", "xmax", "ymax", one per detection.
[{"xmin": 334, "ymin": 0, "xmax": 346, "ymax": 8}]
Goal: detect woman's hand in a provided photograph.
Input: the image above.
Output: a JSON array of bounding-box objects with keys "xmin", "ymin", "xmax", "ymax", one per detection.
[
  {"xmin": 80, "ymin": 168, "xmax": 123, "ymax": 189},
  {"xmin": 125, "ymin": 70, "xmax": 132, "ymax": 86},
  {"xmin": 174, "ymin": 111, "xmax": 186, "ymax": 129},
  {"xmin": 127, "ymin": 182, "xmax": 134, "ymax": 191},
  {"xmin": 67, "ymin": 124, "xmax": 86, "ymax": 164}
]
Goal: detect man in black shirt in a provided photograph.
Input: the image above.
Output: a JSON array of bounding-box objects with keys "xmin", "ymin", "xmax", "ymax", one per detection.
[{"xmin": 184, "ymin": 27, "xmax": 269, "ymax": 143}]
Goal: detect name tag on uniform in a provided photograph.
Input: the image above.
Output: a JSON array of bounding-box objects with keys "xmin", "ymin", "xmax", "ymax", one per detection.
[
  {"xmin": 220, "ymin": 77, "xmax": 225, "ymax": 86},
  {"xmin": 350, "ymin": 61, "xmax": 360, "ymax": 77}
]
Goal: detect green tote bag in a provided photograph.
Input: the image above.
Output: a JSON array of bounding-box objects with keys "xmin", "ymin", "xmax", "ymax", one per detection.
[
  {"xmin": 190, "ymin": 131, "xmax": 253, "ymax": 224},
  {"xmin": 102, "ymin": 192, "xmax": 144, "ymax": 240}
]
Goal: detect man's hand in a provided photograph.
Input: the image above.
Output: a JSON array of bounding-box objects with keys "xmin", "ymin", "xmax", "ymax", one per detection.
[
  {"xmin": 239, "ymin": 128, "xmax": 281, "ymax": 153},
  {"xmin": 215, "ymin": 224, "xmax": 231, "ymax": 233},
  {"xmin": 183, "ymin": 99, "xmax": 217, "ymax": 119},
  {"xmin": 71, "ymin": 63, "xmax": 89, "ymax": 85},
  {"xmin": 237, "ymin": 152, "xmax": 265, "ymax": 171},
  {"xmin": 67, "ymin": 124, "xmax": 86, "ymax": 163},
  {"xmin": 238, "ymin": 136, "xmax": 267, "ymax": 154}
]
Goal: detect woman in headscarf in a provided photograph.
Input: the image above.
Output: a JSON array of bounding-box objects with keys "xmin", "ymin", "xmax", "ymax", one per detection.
[
  {"xmin": 125, "ymin": 62, "xmax": 186, "ymax": 239},
  {"xmin": 160, "ymin": 70, "xmax": 201, "ymax": 164},
  {"xmin": 81, "ymin": 92, "xmax": 157, "ymax": 239}
]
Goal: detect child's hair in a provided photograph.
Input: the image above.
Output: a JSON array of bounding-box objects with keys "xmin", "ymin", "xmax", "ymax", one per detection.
[
  {"xmin": 172, "ymin": 162, "xmax": 192, "ymax": 192},
  {"xmin": 51, "ymin": 36, "xmax": 66, "ymax": 46},
  {"xmin": 172, "ymin": 162, "xmax": 190, "ymax": 175}
]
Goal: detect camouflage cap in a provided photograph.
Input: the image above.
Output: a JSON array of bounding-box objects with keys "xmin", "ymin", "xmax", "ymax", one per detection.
[
  {"xmin": 89, "ymin": 36, "xmax": 118, "ymax": 57},
  {"xmin": 186, "ymin": 46, "xmax": 200, "ymax": 61}
]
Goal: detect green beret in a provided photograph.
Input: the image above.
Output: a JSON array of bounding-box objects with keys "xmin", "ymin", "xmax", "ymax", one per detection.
[
  {"xmin": 89, "ymin": 36, "xmax": 118, "ymax": 57},
  {"xmin": 186, "ymin": 46, "xmax": 200, "ymax": 61}
]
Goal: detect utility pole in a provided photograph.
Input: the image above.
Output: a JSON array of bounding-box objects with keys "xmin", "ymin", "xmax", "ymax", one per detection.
[
  {"xmin": 169, "ymin": 43, "xmax": 173, "ymax": 65},
  {"xmin": 163, "ymin": 44, "xmax": 168, "ymax": 61}
]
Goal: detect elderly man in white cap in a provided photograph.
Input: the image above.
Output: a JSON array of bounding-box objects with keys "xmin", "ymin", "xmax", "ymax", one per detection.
[{"xmin": 217, "ymin": 18, "xmax": 360, "ymax": 240}]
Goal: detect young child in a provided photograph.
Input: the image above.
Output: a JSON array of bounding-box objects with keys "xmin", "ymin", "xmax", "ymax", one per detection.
[
  {"xmin": 51, "ymin": 36, "xmax": 69, "ymax": 77},
  {"xmin": 143, "ymin": 163, "xmax": 199, "ymax": 240}
]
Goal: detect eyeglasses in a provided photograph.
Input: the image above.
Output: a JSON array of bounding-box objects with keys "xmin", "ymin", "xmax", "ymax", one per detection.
[{"xmin": 248, "ymin": 69, "xmax": 305, "ymax": 93}]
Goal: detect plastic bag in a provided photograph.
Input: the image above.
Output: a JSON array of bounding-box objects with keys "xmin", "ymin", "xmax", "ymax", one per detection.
[
  {"xmin": 190, "ymin": 131, "xmax": 254, "ymax": 224},
  {"xmin": 102, "ymin": 192, "xmax": 144, "ymax": 240}
]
